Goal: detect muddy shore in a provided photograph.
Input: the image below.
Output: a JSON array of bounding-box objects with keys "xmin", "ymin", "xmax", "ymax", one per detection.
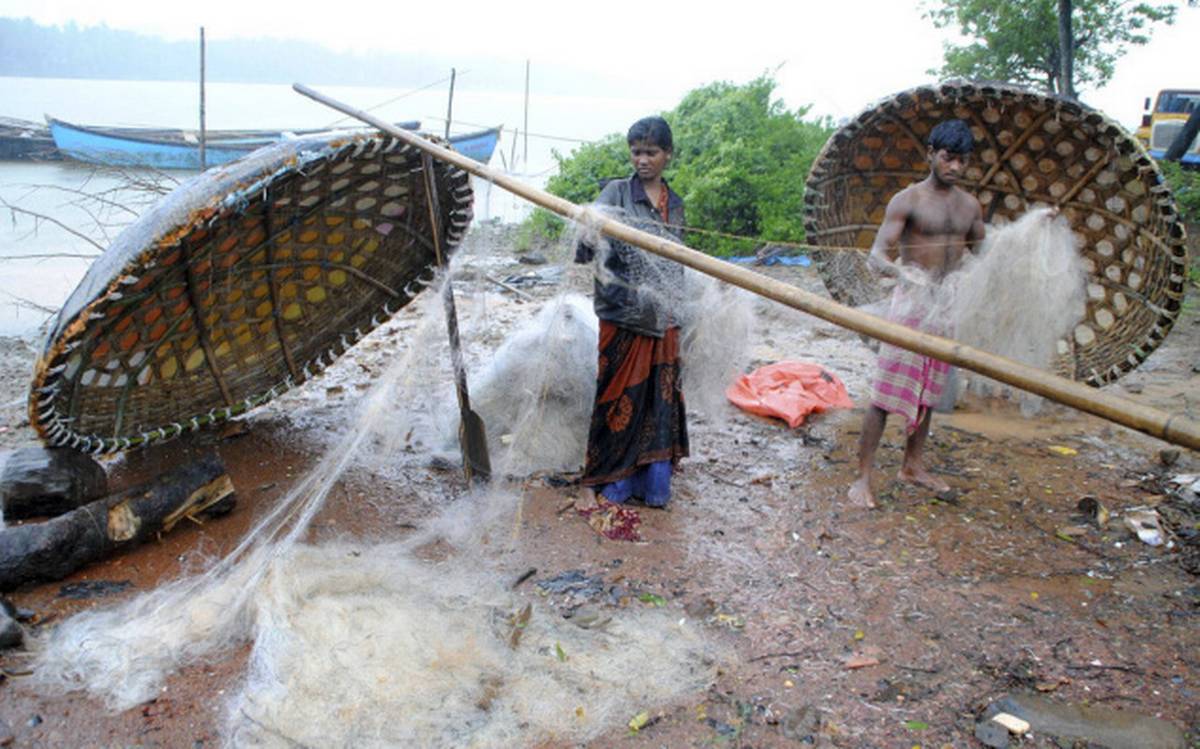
[{"xmin": 0, "ymin": 226, "xmax": 1198, "ymax": 747}]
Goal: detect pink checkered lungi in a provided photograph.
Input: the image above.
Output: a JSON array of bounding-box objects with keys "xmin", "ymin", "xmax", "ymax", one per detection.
[{"xmin": 871, "ymin": 285, "xmax": 950, "ymax": 434}]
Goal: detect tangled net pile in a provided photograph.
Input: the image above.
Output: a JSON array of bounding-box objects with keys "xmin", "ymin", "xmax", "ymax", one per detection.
[
  {"xmin": 944, "ymin": 208, "xmax": 1089, "ymax": 412},
  {"xmin": 27, "ymin": 203, "xmax": 744, "ymax": 746},
  {"xmin": 452, "ymin": 204, "xmax": 753, "ymax": 473}
]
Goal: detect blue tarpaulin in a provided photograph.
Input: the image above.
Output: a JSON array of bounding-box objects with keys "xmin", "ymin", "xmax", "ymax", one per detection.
[{"xmin": 727, "ymin": 254, "xmax": 811, "ymax": 267}]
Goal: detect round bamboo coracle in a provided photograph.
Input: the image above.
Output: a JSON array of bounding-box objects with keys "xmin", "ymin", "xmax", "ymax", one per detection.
[
  {"xmin": 803, "ymin": 80, "xmax": 1189, "ymax": 386},
  {"xmin": 30, "ymin": 133, "xmax": 473, "ymax": 453}
]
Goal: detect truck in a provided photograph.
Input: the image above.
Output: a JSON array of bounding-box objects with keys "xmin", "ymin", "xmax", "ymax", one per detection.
[{"xmin": 1135, "ymin": 89, "xmax": 1200, "ymax": 168}]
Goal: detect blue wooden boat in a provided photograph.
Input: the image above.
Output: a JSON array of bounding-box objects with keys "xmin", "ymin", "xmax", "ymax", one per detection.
[
  {"xmin": 445, "ymin": 126, "xmax": 502, "ymax": 165},
  {"xmin": 46, "ymin": 116, "xmax": 501, "ymax": 170}
]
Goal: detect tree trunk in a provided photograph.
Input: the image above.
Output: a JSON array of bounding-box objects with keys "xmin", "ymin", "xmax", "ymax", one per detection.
[
  {"xmin": 0, "ymin": 456, "xmax": 235, "ymax": 591},
  {"xmin": 0, "ymin": 447, "xmax": 107, "ymax": 520},
  {"xmin": 1058, "ymin": 0, "xmax": 1076, "ymax": 99}
]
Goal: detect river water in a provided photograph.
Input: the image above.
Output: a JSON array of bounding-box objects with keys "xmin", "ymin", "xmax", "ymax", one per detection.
[{"xmin": 0, "ymin": 76, "xmax": 665, "ymax": 337}]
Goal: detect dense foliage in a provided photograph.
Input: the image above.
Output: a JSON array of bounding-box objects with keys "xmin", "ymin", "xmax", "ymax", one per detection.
[
  {"xmin": 521, "ymin": 76, "xmax": 833, "ymax": 256},
  {"xmin": 1162, "ymin": 163, "xmax": 1200, "ymax": 224},
  {"xmin": 1159, "ymin": 163, "xmax": 1199, "ymax": 286},
  {"xmin": 923, "ymin": 0, "xmax": 1178, "ymax": 94}
]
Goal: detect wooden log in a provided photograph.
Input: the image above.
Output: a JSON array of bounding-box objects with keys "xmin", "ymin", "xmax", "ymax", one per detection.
[
  {"xmin": 0, "ymin": 456, "xmax": 234, "ymax": 591},
  {"xmin": 0, "ymin": 447, "xmax": 107, "ymax": 520},
  {"xmin": 292, "ymin": 83, "xmax": 1200, "ymax": 452}
]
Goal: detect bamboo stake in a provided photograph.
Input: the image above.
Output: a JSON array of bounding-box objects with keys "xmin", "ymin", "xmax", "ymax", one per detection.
[
  {"xmin": 523, "ymin": 60, "xmax": 530, "ymax": 171},
  {"xmin": 444, "ymin": 67, "xmax": 456, "ymax": 140},
  {"xmin": 292, "ymin": 83, "xmax": 1200, "ymax": 452},
  {"xmin": 199, "ymin": 27, "xmax": 207, "ymax": 171}
]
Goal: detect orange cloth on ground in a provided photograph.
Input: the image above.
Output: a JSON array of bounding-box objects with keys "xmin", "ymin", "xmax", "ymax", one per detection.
[{"xmin": 726, "ymin": 361, "xmax": 855, "ymax": 428}]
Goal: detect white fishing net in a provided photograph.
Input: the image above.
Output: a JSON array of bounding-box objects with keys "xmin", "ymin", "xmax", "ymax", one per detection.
[
  {"xmin": 225, "ymin": 540, "xmax": 719, "ymax": 748},
  {"xmin": 445, "ymin": 206, "xmax": 752, "ymax": 475},
  {"xmin": 885, "ymin": 207, "xmax": 1089, "ymax": 414},
  {"xmin": 28, "ymin": 207, "xmax": 739, "ymax": 746},
  {"xmin": 458, "ymin": 293, "xmax": 599, "ymax": 475}
]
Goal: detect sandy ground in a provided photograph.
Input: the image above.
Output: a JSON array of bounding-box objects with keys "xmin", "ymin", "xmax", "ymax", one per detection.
[{"xmin": 0, "ymin": 225, "xmax": 1198, "ymax": 748}]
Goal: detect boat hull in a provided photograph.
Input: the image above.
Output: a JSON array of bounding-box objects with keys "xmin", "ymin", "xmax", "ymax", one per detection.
[
  {"xmin": 48, "ymin": 118, "xmax": 263, "ymax": 169},
  {"xmin": 47, "ymin": 117, "xmax": 500, "ymax": 170}
]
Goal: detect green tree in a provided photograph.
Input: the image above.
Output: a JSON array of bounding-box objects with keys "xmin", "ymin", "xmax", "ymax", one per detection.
[
  {"xmin": 521, "ymin": 76, "xmax": 832, "ymax": 256},
  {"xmin": 924, "ymin": 0, "xmax": 1179, "ymax": 95}
]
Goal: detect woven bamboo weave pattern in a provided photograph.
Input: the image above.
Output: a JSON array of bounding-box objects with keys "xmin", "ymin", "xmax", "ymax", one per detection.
[
  {"xmin": 31, "ymin": 133, "xmax": 473, "ymax": 453},
  {"xmin": 803, "ymin": 81, "xmax": 1189, "ymax": 385}
]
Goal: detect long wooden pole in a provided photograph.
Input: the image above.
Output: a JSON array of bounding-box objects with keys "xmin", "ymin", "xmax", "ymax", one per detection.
[
  {"xmin": 444, "ymin": 67, "xmax": 456, "ymax": 140},
  {"xmin": 199, "ymin": 27, "xmax": 207, "ymax": 171},
  {"xmin": 522, "ymin": 60, "xmax": 530, "ymax": 171},
  {"xmin": 293, "ymin": 83, "xmax": 1200, "ymax": 452},
  {"xmin": 421, "ymin": 152, "xmax": 491, "ymax": 483}
]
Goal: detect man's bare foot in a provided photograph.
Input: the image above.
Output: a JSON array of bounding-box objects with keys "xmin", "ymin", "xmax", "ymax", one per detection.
[
  {"xmin": 897, "ymin": 465, "xmax": 950, "ymax": 493},
  {"xmin": 847, "ymin": 477, "xmax": 878, "ymax": 509}
]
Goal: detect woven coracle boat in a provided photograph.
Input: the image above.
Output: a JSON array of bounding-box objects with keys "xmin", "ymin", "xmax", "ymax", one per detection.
[
  {"xmin": 30, "ymin": 132, "xmax": 473, "ymax": 453},
  {"xmin": 803, "ymin": 81, "xmax": 1189, "ymax": 385}
]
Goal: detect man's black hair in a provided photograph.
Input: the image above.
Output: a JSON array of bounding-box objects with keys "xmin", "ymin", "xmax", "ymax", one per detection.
[
  {"xmin": 928, "ymin": 119, "xmax": 974, "ymax": 154},
  {"xmin": 627, "ymin": 116, "xmax": 673, "ymax": 151}
]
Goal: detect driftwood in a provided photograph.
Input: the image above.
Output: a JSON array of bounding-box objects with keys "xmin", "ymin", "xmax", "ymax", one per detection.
[
  {"xmin": 0, "ymin": 447, "xmax": 108, "ymax": 520},
  {"xmin": 0, "ymin": 456, "xmax": 234, "ymax": 591}
]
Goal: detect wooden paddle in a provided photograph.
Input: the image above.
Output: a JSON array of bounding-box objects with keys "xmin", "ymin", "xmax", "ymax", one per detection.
[
  {"xmin": 420, "ymin": 151, "xmax": 491, "ymax": 484},
  {"xmin": 293, "ymin": 83, "xmax": 1200, "ymax": 452}
]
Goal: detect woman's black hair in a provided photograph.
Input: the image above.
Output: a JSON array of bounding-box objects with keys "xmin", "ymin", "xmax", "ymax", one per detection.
[
  {"xmin": 627, "ymin": 116, "xmax": 673, "ymax": 151},
  {"xmin": 928, "ymin": 119, "xmax": 974, "ymax": 154}
]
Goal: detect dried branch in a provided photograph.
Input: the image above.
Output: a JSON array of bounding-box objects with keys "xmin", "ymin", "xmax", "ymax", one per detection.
[
  {"xmin": 0, "ymin": 290, "xmax": 58, "ymax": 315},
  {"xmin": 6, "ymin": 182, "xmax": 139, "ymax": 217},
  {"xmin": 0, "ymin": 197, "xmax": 105, "ymax": 253}
]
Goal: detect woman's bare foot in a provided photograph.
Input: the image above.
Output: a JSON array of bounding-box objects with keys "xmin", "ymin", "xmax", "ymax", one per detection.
[
  {"xmin": 897, "ymin": 465, "xmax": 950, "ymax": 493},
  {"xmin": 847, "ymin": 476, "xmax": 878, "ymax": 509}
]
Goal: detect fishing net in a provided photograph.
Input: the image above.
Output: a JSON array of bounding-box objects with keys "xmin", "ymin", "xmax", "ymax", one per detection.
[
  {"xmin": 804, "ymin": 80, "xmax": 1189, "ymax": 385},
  {"xmin": 27, "ymin": 192, "xmax": 739, "ymax": 745},
  {"xmin": 444, "ymin": 211, "xmax": 753, "ymax": 476},
  {"xmin": 224, "ymin": 542, "xmax": 720, "ymax": 748},
  {"xmin": 888, "ymin": 208, "xmax": 1090, "ymax": 414},
  {"xmin": 30, "ymin": 132, "xmax": 473, "ymax": 454}
]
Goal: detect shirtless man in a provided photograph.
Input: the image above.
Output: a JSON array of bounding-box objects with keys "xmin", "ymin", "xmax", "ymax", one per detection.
[{"xmin": 847, "ymin": 119, "xmax": 986, "ymax": 508}]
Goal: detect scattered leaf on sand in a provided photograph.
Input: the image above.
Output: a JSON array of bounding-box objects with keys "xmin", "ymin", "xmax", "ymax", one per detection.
[
  {"xmin": 638, "ymin": 593, "xmax": 666, "ymax": 607},
  {"xmin": 844, "ymin": 654, "xmax": 881, "ymax": 670},
  {"xmin": 508, "ymin": 604, "xmax": 532, "ymax": 649}
]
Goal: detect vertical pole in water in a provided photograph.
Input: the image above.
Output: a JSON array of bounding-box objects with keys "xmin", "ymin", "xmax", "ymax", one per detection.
[
  {"xmin": 523, "ymin": 59, "xmax": 530, "ymax": 172},
  {"xmin": 444, "ymin": 67, "xmax": 456, "ymax": 140},
  {"xmin": 199, "ymin": 26, "xmax": 207, "ymax": 171}
]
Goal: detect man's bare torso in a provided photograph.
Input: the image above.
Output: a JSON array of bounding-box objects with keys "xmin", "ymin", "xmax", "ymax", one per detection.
[{"xmin": 893, "ymin": 181, "xmax": 982, "ymax": 279}]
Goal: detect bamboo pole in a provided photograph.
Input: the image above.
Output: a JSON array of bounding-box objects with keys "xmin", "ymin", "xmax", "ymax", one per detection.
[
  {"xmin": 523, "ymin": 60, "xmax": 530, "ymax": 171},
  {"xmin": 199, "ymin": 27, "xmax": 207, "ymax": 171},
  {"xmin": 444, "ymin": 67, "xmax": 456, "ymax": 140},
  {"xmin": 292, "ymin": 83, "xmax": 1200, "ymax": 453}
]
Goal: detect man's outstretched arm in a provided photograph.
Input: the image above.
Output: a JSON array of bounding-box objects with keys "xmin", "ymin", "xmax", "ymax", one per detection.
[{"xmin": 867, "ymin": 192, "xmax": 909, "ymax": 277}]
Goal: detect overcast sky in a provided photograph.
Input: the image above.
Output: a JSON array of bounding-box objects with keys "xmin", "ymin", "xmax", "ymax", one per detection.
[{"xmin": 1, "ymin": 0, "xmax": 1195, "ymax": 129}]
